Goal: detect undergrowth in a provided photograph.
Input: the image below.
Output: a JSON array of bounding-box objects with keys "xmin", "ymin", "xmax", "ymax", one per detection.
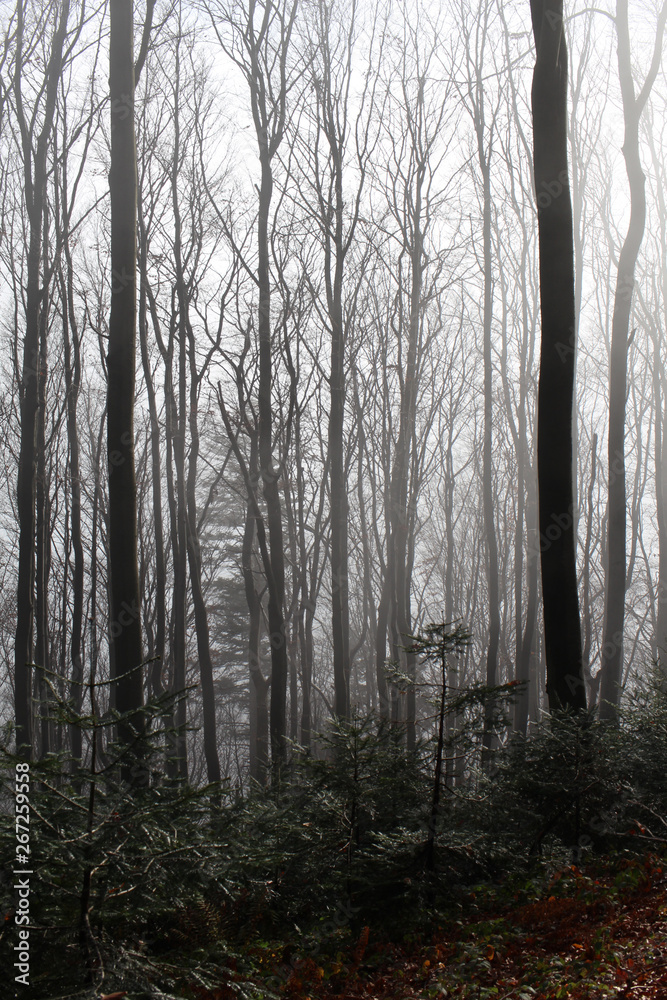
[{"xmin": 0, "ymin": 678, "xmax": 666, "ymax": 999}]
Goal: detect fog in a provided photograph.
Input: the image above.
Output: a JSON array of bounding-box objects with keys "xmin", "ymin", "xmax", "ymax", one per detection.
[{"xmin": 1, "ymin": 0, "xmax": 667, "ymax": 782}]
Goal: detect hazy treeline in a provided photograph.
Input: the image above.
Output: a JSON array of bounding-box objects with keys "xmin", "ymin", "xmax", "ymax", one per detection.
[{"xmin": 1, "ymin": 0, "xmax": 666, "ymax": 785}]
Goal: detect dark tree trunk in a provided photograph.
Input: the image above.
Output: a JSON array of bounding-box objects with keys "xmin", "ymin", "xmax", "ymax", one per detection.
[
  {"xmin": 329, "ymin": 290, "xmax": 351, "ymax": 722},
  {"xmin": 35, "ymin": 290, "xmax": 50, "ymax": 757},
  {"xmin": 107, "ymin": 0, "xmax": 145, "ymax": 778},
  {"xmin": 530, "ymin": 0, "xmax": 586, "ymax": 713}
]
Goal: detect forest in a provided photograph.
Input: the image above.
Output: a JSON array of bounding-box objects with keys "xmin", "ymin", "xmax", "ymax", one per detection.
[{"xmin": 1, "ymin": 0, "xmax": 667, "ymax": 997}]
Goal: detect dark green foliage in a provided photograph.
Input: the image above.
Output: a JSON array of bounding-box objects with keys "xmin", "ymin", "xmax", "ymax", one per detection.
[
  {"xmin": 2, "ymin": 679, "xmax": 667, "ymax": 997},
  {"xmin": 0, "ymin": 695, "xmax": 237, "ymax": 997}
]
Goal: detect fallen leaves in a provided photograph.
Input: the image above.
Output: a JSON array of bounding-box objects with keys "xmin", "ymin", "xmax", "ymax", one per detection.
[{"xmin": 275, "ymin": 847, "xmax": 667, "ymax": 1000}]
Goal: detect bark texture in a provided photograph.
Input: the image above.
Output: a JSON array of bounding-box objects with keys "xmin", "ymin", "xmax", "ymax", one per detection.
[
  {"xmin": 107, "ymin": 0, "xmax": 145, "ymax": 774},
  {"xmin": 530, "ymin": 0, "xmax": 586, "ymax": 713}
]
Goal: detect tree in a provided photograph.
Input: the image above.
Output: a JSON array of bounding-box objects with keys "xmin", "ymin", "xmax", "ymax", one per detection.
[
  {"xmin": 598, "ymin": 0, "xmax": 667, "ymax": 720},
  {"xmin": 292, "ymin": 0, "xmax": 385, "ymax": 723},
  {"xmin": 107, "ymin": 0, "xmax": 154, "ymax": 780},
  {"xmin": 209, "ymin": 0, "xmax": 297, "ymax": 773},
  {"xmin": 406, "ymin": 622, "xmax": 469, "ymax": 871},
  {"xmin": 530, "ymin": 0, "xmax": 586, "ymax": 713},
  {"xmin": 12, "ymin": 0, "xmax": 74, "ymax": 756},
  {"xmin": 459, "ymin": 0, "xmax": 502, "ymax": 758}
]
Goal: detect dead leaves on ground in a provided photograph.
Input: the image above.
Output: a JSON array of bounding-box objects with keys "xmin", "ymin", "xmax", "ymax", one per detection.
[
  {"xmin": 168, "ymin": 849, "xmax": 667, "ymax": 1000},
  {"xmin": 278, "ymin": 851, "xmax": 667, "ymax": 1000}
]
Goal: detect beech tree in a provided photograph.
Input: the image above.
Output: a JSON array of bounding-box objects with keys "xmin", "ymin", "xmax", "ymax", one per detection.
[
  {"xmin": 530, "ymin": 0, "xmax": 586, "ymax": 713},
  {"xmin": 459, "ymin": 0, "xmax": 502, "ymax": 756},
  {"xmin": 107, "ymin": 0, "xmax": 154, "ymax": 779},
  {"xmin": 598, "ymin": 0, "xmax": 667, "ymax": 720},
  {"xmin": 12, "ymin": 0, "xmax": 74, "ymax": 756},
  {"xmin": 209, "ymin": 0, "xmax": 298, "ymax": 770}
]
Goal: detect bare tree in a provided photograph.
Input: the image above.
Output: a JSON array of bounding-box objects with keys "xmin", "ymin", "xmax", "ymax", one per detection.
[
  {"xmin": 208, "ymin": 0, "xmax": 297, "ymax": 772},
  {"xmin": 290, "ymin": 0, "xmax": 386, "ymax": 722},
  {"xmin": 107, "ymin": 0, "xmax": 154, "ymax": 779},
  {"xmin": 530, "ymin": 0, "xmax": 586, "ymax": 713},
  {"xmin": 459, "ymin": 0, "xmax": 502, "ymax": 755},
  {"xmin": 12, "ymin": 0, "xmax": 76, "ymax": 756},
  {"xmin": 599, "ymin": 0, "xmax": 667, "ymax": 720}
]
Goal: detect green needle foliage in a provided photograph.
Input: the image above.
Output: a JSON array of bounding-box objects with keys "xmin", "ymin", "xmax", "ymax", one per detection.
[{"xmin": 1, "ymin": 670, "xmax": 667, "ymax": 998}]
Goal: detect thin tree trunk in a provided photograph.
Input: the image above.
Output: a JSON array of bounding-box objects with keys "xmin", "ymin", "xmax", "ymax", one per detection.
[
  {"xmin": 256, "ymin": 147, "xmax": 289, "ymax": 771},
  {"xmin": 296, "ymin": 417, "xmax": 313, "ymax": 748},
  {"xmin": 163, "ymin": 328, "xmax": 187, "ymax": 780},
  {"xmin": 62, "ymin": 214, "xmax": 85, "ymax": 764},
  {"xmin": 599, "ymin": 0, "xmax": 667, "ymax": 720},
  {"xmin": 515, "ymin": 460, "xmax": 539, "ymax": 735},
  {"xmin": 242, "ymin": 447, "xmax": 269, "ymax": 783},
  {"xmin": 582, "ymin": 433, "xmax": 600, "ymax": 708},
  {"xmin": 375, "ymin": 568, "xmax": 392, "ymax": 720},
  {"xmin": 13, "ymin": 0, "xmax": 71, "ymax": 757},
  {"xmin": 392, "ymin": 171, "xmax": 423, "ymax": 752},
  {"xmin": 35, "ymin": 278, "xmax": 50, "ymax": 757},
  {"xmin": 185, "ymin": 371, "xmax": 221, "ymax": 783},
  {"xmin": 137, "ymin": 213, "xmax": 166, "ymax": 705},
  {"xmin": 480, "ymin": 152, "xmax": 500, "ymax": 758}
]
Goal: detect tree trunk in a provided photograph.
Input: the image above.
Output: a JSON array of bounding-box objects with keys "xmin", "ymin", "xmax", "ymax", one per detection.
[
  {"xmin": 137, "ymin": 212, "xmax": 166, "ymax": 706},
  {"xmin": 13, "ymin": 0, "xmax": 71, "ymax": 757},
  {"xmin": 582, "ymin": 433, "xmax": 600, "ymax": 708},
  {"xmin": 242, "ymin": 458, "xmax": 269, "ymax": 783},
  {"xmin": 530, "ymin": 0, "xmax": 586, "ymax": 713},
  {"xmin": 515, "ymin": 460, "xmax": 539, "ymax": 735},
  {"xmin": 185, "ymin": 364, "xmax": 221, "ymax": 784},
  {"xmin": 62, "ymin": 209, "xmax": 85, "ymax": 764},
  {"xmin": 107, "ymin": 0, "xmax": 145, "ymax": 778},
  {"xmin": 256, "ymin": 143, "xmax": 289, "ymax": 772},
  {"xmin": 329, "ymin": 289, "xmax": 351, "ymax": 722},
  {"xmin": 479, "ymin": 151, "xmax": 500, "ymax": 758},
  {"xmin": 35, "ymin": 292, "xmax": 50, "ymax": 757},
  {"xmin": 599, "ymin": 0, "xmax": 667, "ymax": 720},
  {"xmin": 391, "ymin": 164, "xmax": 423, "ymax": 752}
]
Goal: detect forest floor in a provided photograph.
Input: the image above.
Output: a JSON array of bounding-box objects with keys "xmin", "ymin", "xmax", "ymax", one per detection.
[{"xmin": 190, "ymin": 847, "xmax": 667, "ymax": 1000}]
